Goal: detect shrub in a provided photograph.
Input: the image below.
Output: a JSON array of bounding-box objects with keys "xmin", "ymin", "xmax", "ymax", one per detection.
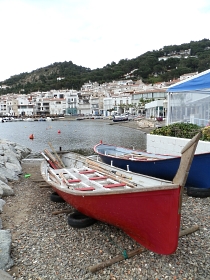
[
  {"xmin": 150, "ymin": 122, "xmax": 203, "ymax": 139},
  {"xmin": 201, "ymin": 126, "xmax": 210, "ymax": 141}
]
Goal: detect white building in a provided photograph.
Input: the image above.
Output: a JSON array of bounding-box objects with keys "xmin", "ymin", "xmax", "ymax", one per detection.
[
  {"xmin": 145, "ymin": 99, "xmax": 166, "ymax": 119},
  {"xmin": 111, "ymin": 94, "xmax": 132, "ymax": 115},
  {"xmin": 0, "ymin": 97, "xmax": 7, "ymax": 116},
  {"xmin": 48, "ymin": 98, "xmax": 66, "ymax": 115},
  {"xmin": 65, "ymin": 90, "xmax": 79, "ymax": 115},
  {"xmin": 17, "ymin": 96, "xmax": 34, "ymax": 116}
]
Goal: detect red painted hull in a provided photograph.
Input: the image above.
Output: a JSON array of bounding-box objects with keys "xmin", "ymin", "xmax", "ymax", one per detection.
[
  {"xmin": 41, "ymin": 132, "xmax": 201, "ymax": 255},
  {"xmin": 53, "ymin": 186, "xmax": 181, "ymax": 255}
]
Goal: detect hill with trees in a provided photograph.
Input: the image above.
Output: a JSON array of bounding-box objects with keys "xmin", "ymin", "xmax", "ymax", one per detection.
[{"xmin": 1, "ymin": 38, "xmax": 210, "ymax": 95}]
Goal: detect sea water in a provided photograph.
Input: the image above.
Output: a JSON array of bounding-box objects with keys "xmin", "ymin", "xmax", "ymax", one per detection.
[{"xmin": 0, "ymin": 119, "xmax": 146, "ymax": 153}]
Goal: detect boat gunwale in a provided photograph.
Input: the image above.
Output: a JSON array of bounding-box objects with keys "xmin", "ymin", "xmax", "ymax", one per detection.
[
  {"xmin": 94, "ymin": 142, "xmax": 210, "ymax": 159},
  {"xmin": 41, "ymin": 161, "xmax": 180, "ymax": 197},
  {"xmin": 94, "ymin": 143, "xmax": 180, "ymax": 161}
]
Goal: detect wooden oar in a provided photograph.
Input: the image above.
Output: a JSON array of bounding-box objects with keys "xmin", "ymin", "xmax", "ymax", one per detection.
[
  {"xmin": 86, "ymin": 159, "xmax": 137, "ymax": 188},
  {"xmin": 41, "ymin": 152, "xmax": 60, "ymax": 169},
  {"xmin": 59, "ymin": 171, "xmax": 73, "ymax": 187},
  {"xmin": 86, "ymin": 158, "xmax": 132, "ymax": 179},
  {"xmin": 48, "ymin": 169, "xmax": 61, "ymax": 184},
  {"xmin": 48, "ymin": 142, "xmax": 65, "ymax": 168},
  {"xmin": 43, "ymin": 150, "xmax": 62, "ymax": 169}
]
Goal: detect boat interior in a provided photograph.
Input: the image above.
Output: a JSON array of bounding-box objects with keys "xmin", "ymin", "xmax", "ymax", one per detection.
[
  {"xmin": 95, "ymin": 144, "xmax": 176, "ymax": 161},
  {"xmin": 40, "ymin": 153, "xmax": 177, "ymax": 195}
]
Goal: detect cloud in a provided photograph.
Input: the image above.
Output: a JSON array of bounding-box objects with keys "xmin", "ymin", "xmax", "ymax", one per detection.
[{"xmin": 0, "ymin": 0, "xmax": 210, "ymax": 81}]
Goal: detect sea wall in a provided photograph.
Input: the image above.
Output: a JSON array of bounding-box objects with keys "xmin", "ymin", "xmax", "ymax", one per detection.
[
  {"xmin": 147, "ymin": 134, "xmax": 210, "ymax": 155},
  {"xmin": 0, "ymin": 139, "xmax": 31, "ymax": 274}
]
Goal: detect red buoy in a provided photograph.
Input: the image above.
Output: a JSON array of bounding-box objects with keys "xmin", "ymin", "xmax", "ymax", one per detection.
[
  {"xmin": 58, "ymin": 130, "xmax": 61, "ymax": 134},
  {"xmin": 29, "ymin": 134, "xmax": 34, "ymax": 139}
]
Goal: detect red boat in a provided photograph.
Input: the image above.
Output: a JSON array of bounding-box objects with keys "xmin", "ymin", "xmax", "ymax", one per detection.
[{"xmin": 41, "ymin": 132, "xmax": 200, "ymax": 255}]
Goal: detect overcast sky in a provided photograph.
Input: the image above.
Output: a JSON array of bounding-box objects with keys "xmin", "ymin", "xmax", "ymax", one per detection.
[{"xmin": 0, "ymin": 0, "xmax": 210, "ymax": 82}]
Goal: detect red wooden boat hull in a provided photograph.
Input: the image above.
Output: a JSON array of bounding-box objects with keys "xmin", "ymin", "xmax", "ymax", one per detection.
[
  {"xmin": 42, "ymin": 132, "xmax": 201, "ymax": 255},
  {"xmin": 52, "ymin": 185, "xmax": 181, "ymax": 255}
]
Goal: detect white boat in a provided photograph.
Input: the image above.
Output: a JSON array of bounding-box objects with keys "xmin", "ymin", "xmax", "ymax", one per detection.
[{"xmin": 23, "ymin": 118, "xmax": 34, "ymax": 122}]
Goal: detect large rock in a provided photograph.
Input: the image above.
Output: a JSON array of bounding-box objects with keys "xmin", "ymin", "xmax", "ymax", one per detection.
[
  {"xmin": 5, "ymin": 161, "xmax": 22, "ymax": 176},
  {"xmin": 0, "ymin": 166, "xmax": 19, "ymax": 182},
  {"xmin": 15, "ymin": 144, "xmax": 31, "ymax": 159},
  {"xmin": 0, "ymin": 187, "xmax": 3, "ymax": 197},
  {"xmin": 0, "ymin": 182, "xmax": 14, "ymax": 197},
  {"xmin": 4, "ymin": 150, "xmax": 22, "ymax": 165},
  {"xmin": 0, "ymin": 139, "xmax": 31, "ymax": 182},
  {"xmin": 0, "ymin": 199, "xmax": 6, "ymax": 213},
  {"xmin": 0, "ymin": 140, "xmax": 31, "ymax": 160},
  {"xmin": 0, "ymin": 172, "xmax": 7, "ymax": 184},
  {"xmin": 0, "ymin": 230, "xmax": 13, "ymax": 270},
  {"xmin": 0, "ymin": 269, "xmax": 13, "ymax": 280}
]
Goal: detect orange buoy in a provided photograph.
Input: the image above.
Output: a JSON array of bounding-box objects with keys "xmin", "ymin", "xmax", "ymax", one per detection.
[
  {"xmin": 58, "ymin": 130, "xmax": 61, "ymax": 134},
  {"xmin": 29, "ymin": 134, "xmax": 34, "ymax": 139}
]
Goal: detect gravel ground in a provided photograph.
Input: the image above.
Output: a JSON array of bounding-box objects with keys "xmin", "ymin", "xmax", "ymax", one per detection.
[{"xmin": 1, "ymin": 158, "xmax": 210, "ymax": 280}]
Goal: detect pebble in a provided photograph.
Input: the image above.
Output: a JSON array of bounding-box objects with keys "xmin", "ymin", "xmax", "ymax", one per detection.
[{"xmin": 1, "ymin": 161, "xmax": 210, "ymax": 279}]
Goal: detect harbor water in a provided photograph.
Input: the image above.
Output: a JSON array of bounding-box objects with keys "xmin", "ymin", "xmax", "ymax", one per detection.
[{"xmin": 0, "ymin": 119, "xmax": 146, "ymax": 154}]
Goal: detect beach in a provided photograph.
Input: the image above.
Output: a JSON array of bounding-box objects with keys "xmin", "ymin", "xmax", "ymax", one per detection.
[{"xmin": 1, "ymin": 155, "xmax": 210, "ymax": 279}]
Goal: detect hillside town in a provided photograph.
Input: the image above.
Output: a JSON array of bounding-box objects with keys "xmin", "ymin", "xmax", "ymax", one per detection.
[{"xmin": 0, "ymin": 72, "xmax": 197, "ymax": 120}]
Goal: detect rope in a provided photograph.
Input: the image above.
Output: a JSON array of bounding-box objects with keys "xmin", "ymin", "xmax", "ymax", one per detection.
[{"xmin": 99, "ymin": 225, "xmax": 128, "ymax": 260}]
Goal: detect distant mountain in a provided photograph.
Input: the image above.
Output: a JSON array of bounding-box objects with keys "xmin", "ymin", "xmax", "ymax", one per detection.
[{"xmin": 1, "ymin": 38, "xmax": 210, "ymax": 95}]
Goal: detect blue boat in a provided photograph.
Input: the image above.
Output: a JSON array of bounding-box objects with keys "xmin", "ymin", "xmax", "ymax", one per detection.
[{"xmin": 94, "ymin": 141, "xmax": 210, "ymax": 198}]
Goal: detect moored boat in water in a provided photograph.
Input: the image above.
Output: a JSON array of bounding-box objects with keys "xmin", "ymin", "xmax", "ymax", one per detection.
[
  {"xmin": 112, "ymin": 115, "xmax": 128, "ymax": 122},
  {"xmin": 41, "ymin": 132, "xmax": 200, "ymax": 255}
]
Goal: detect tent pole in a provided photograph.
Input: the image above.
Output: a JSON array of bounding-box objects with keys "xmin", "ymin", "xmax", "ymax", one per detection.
[{"xmin": 166, "ymin": 92, "xmax": 171, "ymax": 125}]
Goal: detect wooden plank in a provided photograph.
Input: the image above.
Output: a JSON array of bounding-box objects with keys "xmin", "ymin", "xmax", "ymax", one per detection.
[
  {"xmin": 39, "ymin": 185, "xmax": 51, "ymax": 188},
  {"xmin": 89, "ymin": 176, "xmax": 108, "ymax": 180},
  {"xmin": 89, "ymin": 225, "xmax": 199, "ymax": 273},
  {"xmin": 173, "ymin": 132, "xmax": 201, "ymax": 188},
  {"xmin": 179, "ymin": 225, "xmax": 199, "ymax": 237},
  {"xmin": 32, "ymin": 180, "xmax": 46, "ymax": 182},
  {"xmin": 89, "ymin": 247, "xmax": 146, "ymax": 273},
  {"xmin": 52, "ymin": 209, "xmax": 73, "ymax": 215},
  {"xmin": 172, "ymin": 132, "xmax": 201, "ymax": 214}
]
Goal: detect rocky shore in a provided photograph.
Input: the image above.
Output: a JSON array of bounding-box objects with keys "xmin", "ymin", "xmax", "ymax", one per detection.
[
  {"xmin": 107, "ymin": 118, "xmax": 158, "ymax": 134},
  {"xmin": 0, "ymin": 140, "xmax": 31, "ymax": 279},
  {"xmin": 0, "ymin": 134, "xmax": 210, "ymax": 279}
]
